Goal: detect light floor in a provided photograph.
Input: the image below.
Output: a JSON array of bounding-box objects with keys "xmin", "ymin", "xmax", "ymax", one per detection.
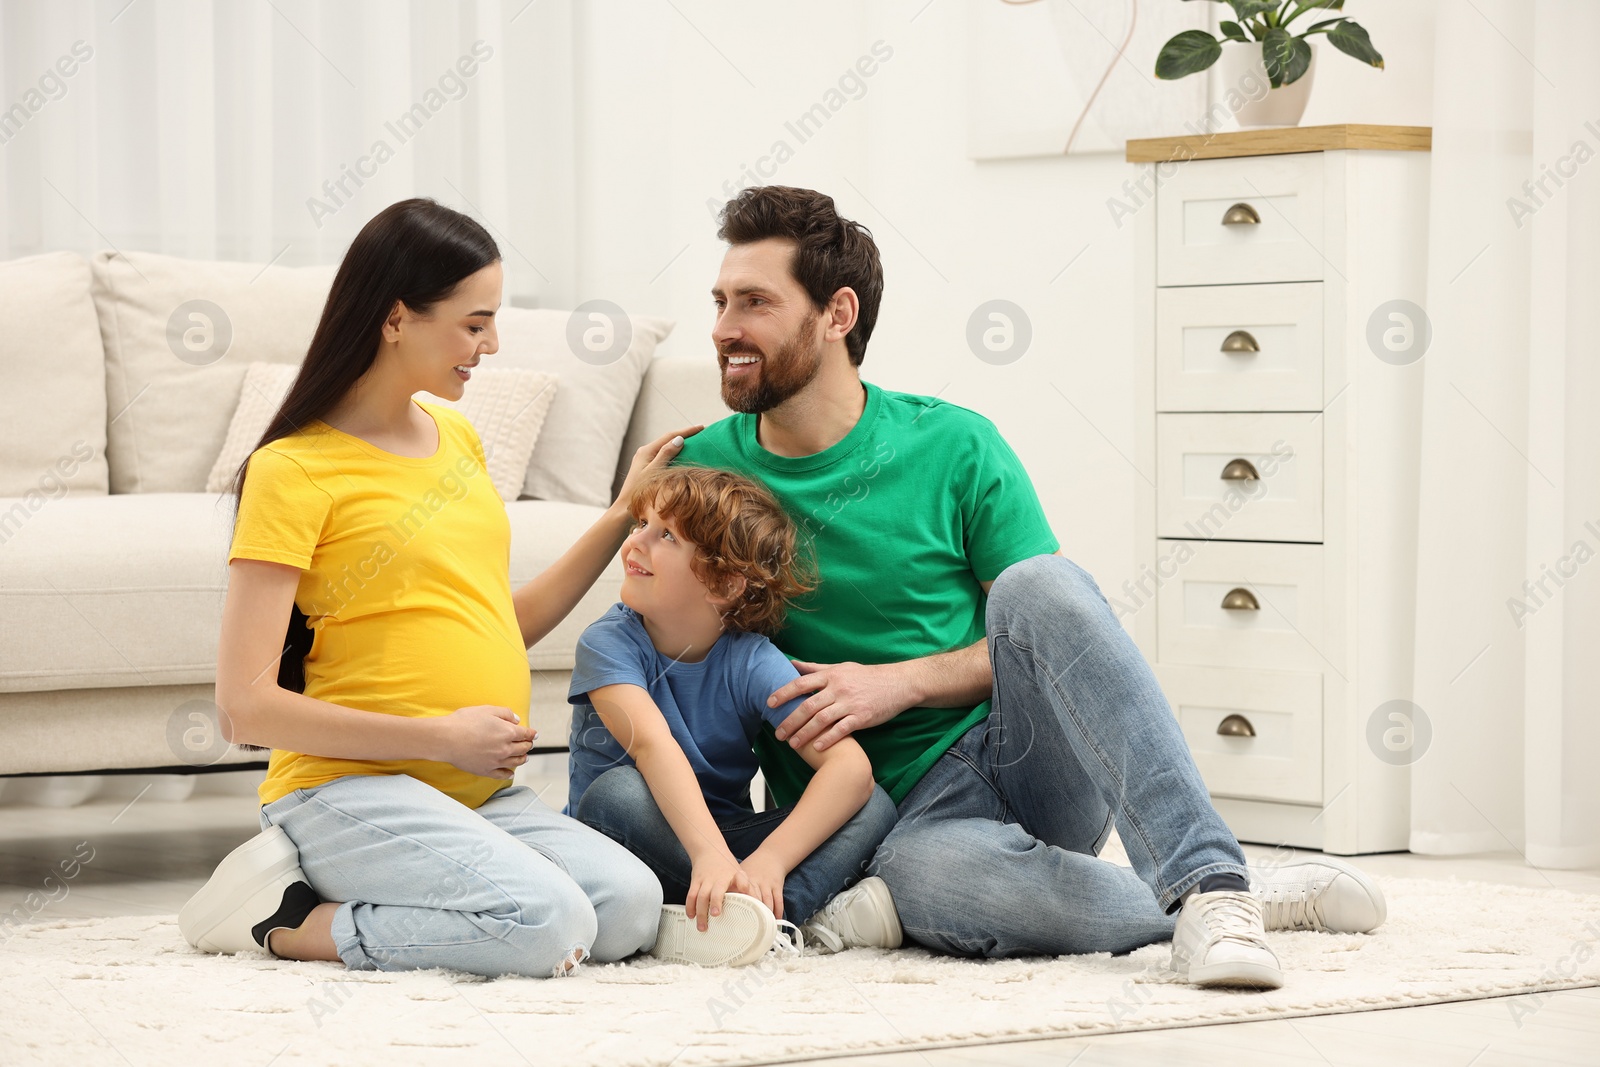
[{"xmin": 2, "ymin": 764, "xmax": 1596, "ymax": 1067}]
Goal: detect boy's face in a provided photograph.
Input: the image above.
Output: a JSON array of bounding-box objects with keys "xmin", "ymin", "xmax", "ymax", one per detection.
[{"xmin": 619, "ymin": 503, "xmax": 721, "ymax": 621}]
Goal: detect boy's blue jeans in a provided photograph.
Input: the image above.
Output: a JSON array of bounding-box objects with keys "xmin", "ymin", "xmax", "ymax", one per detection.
[
  {"xmin": 576, "ymin": 767, "xmax": 898, "ymax": 923},
  {"xmin": 868, "ymin": 554, "xmax": 1250, "ymax": 958},
  {"xmin": 260, "ymin": 773, "xmax": 662, "ymax": 977}
]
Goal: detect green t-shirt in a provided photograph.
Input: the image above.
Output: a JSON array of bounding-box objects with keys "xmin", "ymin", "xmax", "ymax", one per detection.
[{"xmin": 675, "ymin": 381, "xmax": 1060, "ymax": 805}]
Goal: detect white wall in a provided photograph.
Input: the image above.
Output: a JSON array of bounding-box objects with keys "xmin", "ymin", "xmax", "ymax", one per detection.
[{"xmin": 546, "ymin": 0, "xmax": 1440, "ymax": 603}]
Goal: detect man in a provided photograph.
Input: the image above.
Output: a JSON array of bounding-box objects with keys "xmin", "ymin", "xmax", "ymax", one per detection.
[{"xmin": 597, "ymin": 185, "xmax": 1385, "ymax": 987}]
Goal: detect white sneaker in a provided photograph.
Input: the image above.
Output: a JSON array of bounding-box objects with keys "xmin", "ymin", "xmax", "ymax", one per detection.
[
  {"xmin": 649, "ymin": 893, "xmax": 778, "ymax": 967},
  {"xmin": 178, "ymin": 826, "xmax": 321, "ymax": 955},
  {"xmin": 1170, "ymin": 890, "xmax": 1283, "ymax": 990},
  {"xmin": 799, "ymin": 876, "xmax": 903, "ymax": 955},
  {"xmin": 1251, "ymin": 855, "xmax": 1387, "ymax": 934}
]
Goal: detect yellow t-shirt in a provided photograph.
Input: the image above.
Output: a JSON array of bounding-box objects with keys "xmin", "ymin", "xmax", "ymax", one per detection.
[{"xmin": 228, "ymin": 399, "xmax": 531, "ymax": 809}]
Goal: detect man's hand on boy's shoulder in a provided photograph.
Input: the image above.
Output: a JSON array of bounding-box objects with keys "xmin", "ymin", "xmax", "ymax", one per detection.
[{"xmin": 768, "ymin": 660, "xmax": 916, "ymax": 753}]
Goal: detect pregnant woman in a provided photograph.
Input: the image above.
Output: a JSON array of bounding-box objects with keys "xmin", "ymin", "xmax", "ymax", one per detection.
[{"xmin": 181, "ymin": 198, "xmax": 694, "ymax": 978}]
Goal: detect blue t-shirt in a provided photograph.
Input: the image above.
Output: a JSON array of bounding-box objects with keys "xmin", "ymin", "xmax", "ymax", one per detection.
[{"xmin": 566, "ymin": 604, "xmax": 807, "ymax": 820}]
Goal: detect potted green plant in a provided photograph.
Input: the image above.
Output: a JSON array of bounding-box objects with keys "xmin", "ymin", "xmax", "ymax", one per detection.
[{"xmin": 1155, "ymin": 1, "xmax": 1384, "ymax": 128}]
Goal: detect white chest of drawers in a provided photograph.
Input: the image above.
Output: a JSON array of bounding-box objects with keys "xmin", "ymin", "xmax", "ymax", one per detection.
[{"xmin": 1126, "ymin": 126, "xmax": 1433, "ymax": 855}]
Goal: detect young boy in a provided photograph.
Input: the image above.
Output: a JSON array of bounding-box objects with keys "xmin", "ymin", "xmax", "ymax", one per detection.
[{"xmin": 567, "ymin": 466, "xmax": 901, "ymax": 966}]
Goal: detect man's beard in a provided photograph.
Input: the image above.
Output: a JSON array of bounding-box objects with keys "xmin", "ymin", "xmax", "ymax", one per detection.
[{"xmin": 719, "ymin": 311, "xmax": 824, "ymax": 414}]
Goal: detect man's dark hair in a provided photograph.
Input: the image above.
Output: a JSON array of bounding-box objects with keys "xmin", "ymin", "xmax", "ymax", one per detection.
[{"xmin": 717, "ymin": 186, "xmax": 883, "ymax": 367}]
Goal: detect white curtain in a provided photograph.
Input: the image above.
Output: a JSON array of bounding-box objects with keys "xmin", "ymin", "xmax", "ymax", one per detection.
[
  {"xmin": 1412, "ymin": 0, "xmax": 1600, "ymax": 868},
  {"xmin": 0, "ymin": 0, "xmax": 571, "ymax": 305}
]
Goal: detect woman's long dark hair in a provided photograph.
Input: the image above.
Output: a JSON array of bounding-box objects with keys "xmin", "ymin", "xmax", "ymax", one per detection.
[{"xmin": 228, "ymin": 198, "xmax": 500, "ymax": 692}]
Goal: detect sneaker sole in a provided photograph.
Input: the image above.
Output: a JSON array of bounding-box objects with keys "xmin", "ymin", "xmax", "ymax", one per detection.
[
  {"xmin": 1185, "ymin": 957, "xmax": 1285, "ymax": 990},
  {"xmin": 178, "ymin": 826, "xmax": 307, "ymax": 954},
  {"xmin": 650, "ymin": 893, "xmax": 776, "ymax": 967}
]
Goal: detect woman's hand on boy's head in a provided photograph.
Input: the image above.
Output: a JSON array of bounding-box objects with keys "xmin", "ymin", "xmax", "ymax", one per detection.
[
  {"xmin": 612, "ymin": 425, "xmax": 704, "ymax": 515},
  {"xmin": 769, "ymin": 660, "xmax": 913, "ymax": 752}
]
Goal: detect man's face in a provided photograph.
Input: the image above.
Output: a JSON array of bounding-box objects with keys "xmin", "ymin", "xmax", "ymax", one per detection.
[{"xmin": 711, "ymin": 238, "xmax": 825, "ymax": 414}]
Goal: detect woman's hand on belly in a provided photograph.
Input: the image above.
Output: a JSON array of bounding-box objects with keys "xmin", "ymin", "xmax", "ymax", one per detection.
[{"xmin": 432, "ymin": 704, "xmax": 537, "ymax": 779}]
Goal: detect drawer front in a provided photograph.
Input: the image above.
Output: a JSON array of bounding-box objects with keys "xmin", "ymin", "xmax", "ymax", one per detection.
[
  {"xmin": 1157, "ymin": 540, "xmax": 1326, "ymax": 672},
  {"xmin": 1155, "ymin": 283, "xmax": 1323, "ymax": 412},
  {"xmin": 1156, "ymin": 413, "xmax": 1322, "ymax": 542},
  {"xmin": 1156, "ymin": 663, "xmax": 1322, "ymax": 805},
  {"xmin": 1156, "ymin": 153, "xmax": 1326, "ymax": 287}
]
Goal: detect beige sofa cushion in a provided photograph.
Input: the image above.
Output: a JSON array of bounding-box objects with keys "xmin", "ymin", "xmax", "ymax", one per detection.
[
  {"xmin": 0, "ymin": 492, "xmax": 233, "ymax": 693},
  {"xmin": 493, "ymin": 307, "xmax": 674, "ymax": 507},
  {"xmin": 0, "ymin": 252, "xmax": 110, "ymax": 497},
  {"xmin": 0, "ymin": 493, "xmax": 620, "ymax": 694},
  {"xmin": 204, "ymin": 363, "xmax": 560, "ymax": 502},
  {"xmin": 0, "ymin": 673, "xmax": 577, "ymax": 775},
  {"xmin": 90, "ymin": 248, "xmax": 671, "ymax": 509},
  {"xmin": 614, "ymin": 355, "xmax": 730, "ymax": 496},
  {"xmin": 90, "ymin": 250, "xmax": 336, "ymax": 494},
  {"xmin": 505, "ymin": 499, "xmax": 625, "ymax": 670},
  {"xmin": 418, "ymin": 370, "xmax": 561, "ymax": 501},
  {"xmin": 201, "ymin": 362, "xmax": 299, "ymax": 494}
]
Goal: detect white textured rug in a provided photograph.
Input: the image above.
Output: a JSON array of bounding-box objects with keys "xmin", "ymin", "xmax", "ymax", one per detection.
[{"xmin": 4, "ymin": 877, "xmax": 1598, "ymax": 1067}]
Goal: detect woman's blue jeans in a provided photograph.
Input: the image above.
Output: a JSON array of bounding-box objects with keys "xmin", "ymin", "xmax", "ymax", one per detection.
[{"xmin": 261, "ymin": 773, "xmax": 662, "ymax": 978}]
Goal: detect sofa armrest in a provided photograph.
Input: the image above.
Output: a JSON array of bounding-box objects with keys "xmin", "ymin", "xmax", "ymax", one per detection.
[{"xmin": 612, "ymin": 355, "xmax": 728, "ymax": 498}]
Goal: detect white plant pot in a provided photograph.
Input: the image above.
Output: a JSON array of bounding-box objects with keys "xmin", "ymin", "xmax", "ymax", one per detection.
[{"xmin": 1215, "ymin": 41, "xmax": 1316, "ymax": 128}]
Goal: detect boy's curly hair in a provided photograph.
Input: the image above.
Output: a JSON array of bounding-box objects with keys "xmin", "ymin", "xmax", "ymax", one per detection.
[{"xmin": 627, "ymin": 466, "xmax": 816, "ymax": 636}]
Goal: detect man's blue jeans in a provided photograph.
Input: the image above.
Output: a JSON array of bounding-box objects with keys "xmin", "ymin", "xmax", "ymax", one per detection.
[
  {"xmin": 576, "ymin": 766, "xmax": 898, "ymax": 923},
  {"xmin": 870, "ymin": 554, "xmax": 1250, "ymax": 958}
]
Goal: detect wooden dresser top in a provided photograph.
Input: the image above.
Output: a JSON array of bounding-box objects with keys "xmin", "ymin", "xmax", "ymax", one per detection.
[{"xmin": 1126, "ymin": 124, "xmax": 1432, "ymax": 163}]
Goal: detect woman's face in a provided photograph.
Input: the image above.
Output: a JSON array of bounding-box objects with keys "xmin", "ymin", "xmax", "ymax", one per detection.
[{"xmin": 387, "ymin": 260, "xmax": 503, "ymax": 400}]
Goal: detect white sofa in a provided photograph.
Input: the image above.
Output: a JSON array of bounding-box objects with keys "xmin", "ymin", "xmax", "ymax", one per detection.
[{"xmin": 0, "ymin": 249, "xmax": 725, "ymax": 777}]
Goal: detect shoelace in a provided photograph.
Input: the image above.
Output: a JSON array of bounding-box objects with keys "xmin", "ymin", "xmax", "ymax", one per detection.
[
  {"xmin": 771, "ymin": 920, "xmax": 806, "ymax": 959},
  {"xmin": 1258, "ymin": 886, "xmax": 1325, "ymax": 932},
  {"xmin": 798, "ymin": 919, "xmax": 844, "ymax": 955},
  {"xmin": 1197, "ymin": 893, "xmax": 1272, "ymax": 949},
  {"xmin": 799, "ymin": 884, "xmax": 867, "ymax": 954}
]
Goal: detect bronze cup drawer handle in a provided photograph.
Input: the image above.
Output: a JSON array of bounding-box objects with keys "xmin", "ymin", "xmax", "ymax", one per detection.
[
  {"xmin": 1220, "ymin": 458, "xmax": 1260, "ymax": 481},
  {"xmin": 1216, "ymin": 714, "xmax": 1257, "ymax": 737},
  {"xmin": 1220, "ymin": 588, "xmax": 1260, "ymax": 611},
  {"xmin": 1222, "ymin": 202, "xmax": 1262, "ymax": 226},
  {"xmin": 1221, "ymin": 330, "xmax": 1261, "ymax": 353}
]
